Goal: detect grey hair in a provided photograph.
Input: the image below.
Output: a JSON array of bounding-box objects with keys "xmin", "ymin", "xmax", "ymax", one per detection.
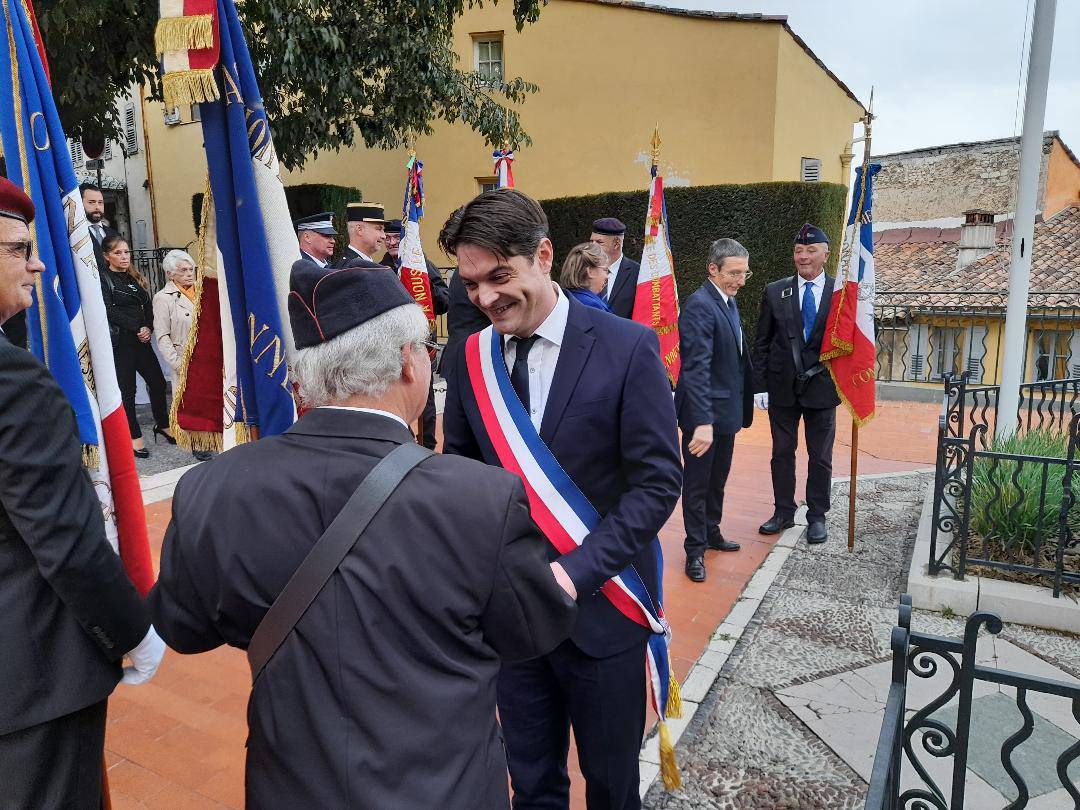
[
  {"xmin": 707, "ymin": 238, "xmax": 749, "ymax": 272},
  {"xmin": 162, "ymin": 249, "xmax": 196, "ymax": 277},
  {"xmin": 291, "ymin": 304, "xmax": 428, "ymax": 406}
]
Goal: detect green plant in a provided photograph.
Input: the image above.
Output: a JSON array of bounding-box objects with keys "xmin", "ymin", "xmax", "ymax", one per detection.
[
  {"xmin": 540, "ymin": 181, "xmax": 847, "ymax": 343},
  {"xmin": 968, "ymin": 428, "xmax": 1077, "ymax": 553}
]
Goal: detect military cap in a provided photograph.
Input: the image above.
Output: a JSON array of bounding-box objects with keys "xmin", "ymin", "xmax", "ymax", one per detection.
[
  {"xmin": 384, "ymin": 219, "xmax": 404, "ymax": 236},
  {"xmin": 794, "ymin": 223, "xmax": 829, "ymax": 246},
  {"xmin": 289, "ymin": 258, "xmax": 414, "ymax": 349},
  {"xmin": 346, "ymin": 202, "xmax": 391, "ymax": 225},
  {"xmin": 0, "ymin": 177, "xmax": 35, "ymax": 224},
  {"xmin": 295, "ymin": 212, "xmax": 338, "ymax": 236},
  {"xmin": 591, "ymin": 217, "xmax": 626, "ymax": 236}
]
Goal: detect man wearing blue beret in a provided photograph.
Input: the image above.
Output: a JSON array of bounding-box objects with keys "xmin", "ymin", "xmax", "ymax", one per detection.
[
  {"xmin": 751, "ymin": 223, "xmax": 840, "ymax": 545},
  {"xmin": 589, "ymin": 217, "xmax": 641, "ymax": 319}
]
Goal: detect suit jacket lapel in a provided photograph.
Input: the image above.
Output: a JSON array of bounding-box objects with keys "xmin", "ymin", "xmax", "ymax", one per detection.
[
  {"xmin": 706, "ymin": 283, "xmax": 741, "ymax": 353},
  {"xmin": 785, "ymin": 275, "xmax": 803, "ymax": 347},
  {"xmin": 608, "ymin": 257, "xmax": 633, "ymax": 304},
  {"xmin": 539, "ymin": 300, "xmax": 595, "ymax": 444}
]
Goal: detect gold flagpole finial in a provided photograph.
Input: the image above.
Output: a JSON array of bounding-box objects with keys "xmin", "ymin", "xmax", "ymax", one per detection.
[{"xmin": 650, "ymin": 124, "xmax": 662, "ymax": 166}]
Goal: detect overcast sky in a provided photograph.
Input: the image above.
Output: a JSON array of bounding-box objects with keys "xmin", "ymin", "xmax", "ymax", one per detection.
[{"xmin": 656, "ymin": 0, "xmax": 1079, "ymax": 161}]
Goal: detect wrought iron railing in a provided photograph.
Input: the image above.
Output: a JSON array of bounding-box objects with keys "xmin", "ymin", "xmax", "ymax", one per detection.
[
  {"xmin": 930, "ymin": 374, "xmax": 1080, "ymax": 598},
  {"xmin": 135, "ymin": 247, "xmax": 171, "ymax": 298},
  {"xmin": 875, "ymin": 290, "xmax": 1080, "ymax": 385},
  {"xmin": 866, "ymin": 597, "xmax": 1080, "ymax": 809}
]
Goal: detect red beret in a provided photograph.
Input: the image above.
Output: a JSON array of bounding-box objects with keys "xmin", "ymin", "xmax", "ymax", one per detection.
[{"xmin": 0, "ymin": 176, "xmax": 34, "ymax": 224}]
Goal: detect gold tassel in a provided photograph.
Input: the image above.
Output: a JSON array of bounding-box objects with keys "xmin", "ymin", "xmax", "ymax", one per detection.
[
  {"xmin": 665, "ymin": 672, "xmax": 683, "ymax": 719},
  {"xmin": 232, "ymin": 422, "xmax": 256, "ymax": 445},
  {"xmin": 82, "ymin": 443, "xmax": 100, "ymax": 470},
  {"xmin": 162, "ymin": 70, "xmax": 219, "ymax": 109},
  {"xmin": 658, "ymin": 722, "xmax": 681, "ymax": 790},
  {"xmin": 171, "ymin": 426, "xmax": 223, "ymax": 453},
  {"xmin": 154, "ymin": 15, "xmax": 214, "ymax": 53}
]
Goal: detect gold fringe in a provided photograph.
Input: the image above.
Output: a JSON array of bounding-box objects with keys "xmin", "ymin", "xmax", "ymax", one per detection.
[
  {"xmin": 154, "ymin": 15, "xmax": 214, "ymax": 54},
  {"xmin": 82, "ymin": 443, "xmax": 100, "ymax": 470},
  {"xmin": 665, "ymin": 673, "xmax": 683, "ymax": 719},
  {"xmin": 162, "ymin": 69, "xmax": 219, "ymax": 109},
  {"xmin": 825, "ymin": 361, "xmax": 877, "ymax": 427},
  {"xmin": 233, "ymin": 422, "xmax": 256, "ymax": 445},
  {"xmin": 658, "ymin": 722, "xmax": 681, "ymax": 790}
]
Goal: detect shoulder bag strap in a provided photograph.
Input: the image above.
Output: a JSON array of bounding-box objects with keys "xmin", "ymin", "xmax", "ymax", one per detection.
[{"xmin": 246, "ymin": 441, "xmax": 432, "ymax": 682}]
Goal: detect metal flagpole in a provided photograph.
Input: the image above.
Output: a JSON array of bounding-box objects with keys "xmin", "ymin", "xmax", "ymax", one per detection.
[
  {"xmin": 846, "ymin": 97, "xmax": 873, "ymax": 552},
  {"xmin": 996, "ymin": 0, "xmax": 1057, "ymax": 439}
]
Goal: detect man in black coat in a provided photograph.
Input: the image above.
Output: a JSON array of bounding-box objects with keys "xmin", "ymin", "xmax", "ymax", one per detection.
[
  {"xmin": 441, "ymin": 267, "xmax": 489, "ymax": 375},
  {"xmin": 81, "ymin": 183, "xmax": 120, "ymax": 272},
  {"xmin": 0, "ymin": 177, "xmax": 163, "ymax": 808},
  {"xmin": 337, "ymin": 200, "xmax": 390, "ymax": 264},
  {"xmin": 150, "ymin": 258, "xmax": 576, "ymax": 809},
  {"xmin": 752, "ymin": 223, "xmax": 840, "ymax": 545},
  {"xmin": 295, "ymin": 211, "xmax": 338, "ymax": 267},
  {"xmin": 380, "ymin": 218, "xmax": 450, "ymax": 450},
  {"xmin": 590, "ymin": 217, "xmax": 641, "ymax": 319},
  {"xmin": 441, "ymin": 191, "xmax": 682, "ymax": 810},
  {"xmin": 674, "ymin": 238, "xmax": 754, "ymax": 582}
]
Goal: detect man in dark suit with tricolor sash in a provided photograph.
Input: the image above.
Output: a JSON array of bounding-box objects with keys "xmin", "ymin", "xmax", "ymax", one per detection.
[{"xmin": 441, "ymin": 189, "xmax": 682, "ymax": 810}]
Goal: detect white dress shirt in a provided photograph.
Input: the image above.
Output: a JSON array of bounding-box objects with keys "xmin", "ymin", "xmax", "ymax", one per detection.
[
  {"xmin": 319, "ymin": 406, "xmax": 410, "ymax": 430},
  {"xmin": 797, "ymin": 271, "xmax": 826, "ymax": 315},
  {"xmin": 603, "ymin": 253, "xmax": 624, "ymax": 300},
  {"xmin": 502, "ymin": 286, "xmax": 569, "ymax": 432}
]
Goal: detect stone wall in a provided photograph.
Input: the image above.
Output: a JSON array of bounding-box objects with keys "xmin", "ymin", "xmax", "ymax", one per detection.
[{"xmin": 872, "ymin": 137, "xmax": 1052, "ymax": 225}]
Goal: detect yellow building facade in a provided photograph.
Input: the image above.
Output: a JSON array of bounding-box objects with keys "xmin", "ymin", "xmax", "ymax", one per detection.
[{"xmin": 142, "ymin": 0, "xmax": 864, "ymax": 257}]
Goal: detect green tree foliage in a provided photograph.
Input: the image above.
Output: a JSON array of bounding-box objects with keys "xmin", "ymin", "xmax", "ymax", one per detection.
[
  {"xmin": 35, "ymin": 0, "xmax": 543, "ymax": 170},
  {"xmin": 541, "ymin": 181, "xmax": 847, "ymax": 342}
]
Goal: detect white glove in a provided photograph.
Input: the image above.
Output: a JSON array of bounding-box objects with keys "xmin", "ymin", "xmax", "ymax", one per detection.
[
  {"xmin": 754, "ymin": 392, "xmax": 769, "ymax": 410},
  {"xmin": 121, "ymin": 625, "xmax": 166, "ymax": 685}
]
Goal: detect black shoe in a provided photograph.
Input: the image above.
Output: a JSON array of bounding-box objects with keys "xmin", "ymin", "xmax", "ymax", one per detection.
[
  {"xmin": 807, "ymin": 521, "xmax": 828, "ymax": 545},
  {"xmin": 133, "ymin": 447, "xmax": 149, "ymax": 459},
  {"xmin": 707, "ymin": 533, "xmax": 741, "ymax": 552},
  {"xmin": 685, "ymin": 555, "xmax": 706, "ymax": 582},
  {"xmin": 153, "ymin": 426, "xmax": 177, "ymax": 445},
  {"xmin": 192, "ymin": 450, "xmax": 213, "ymax": 462},
  {"xmin": 759, "ymin": 514, "xmax": 796, "ymax": 535}
]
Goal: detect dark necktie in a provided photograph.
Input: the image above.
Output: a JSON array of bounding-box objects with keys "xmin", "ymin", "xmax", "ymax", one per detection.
[
  {"xmin": 801, "ymin": 282, "xmax": 816, "ymax": 343},
  {"xmin": 727, "ymin": 297, "xmax": 742, "ymax": 351},
  {"xmin": 510, "ymin": 335, "xmax": 539, "ymax": 411}
]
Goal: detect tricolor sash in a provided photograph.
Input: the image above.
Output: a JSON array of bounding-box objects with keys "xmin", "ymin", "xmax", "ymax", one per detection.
[{"xmin": 465, "ymin": 326, "xmax": 682, "ymax": 789}]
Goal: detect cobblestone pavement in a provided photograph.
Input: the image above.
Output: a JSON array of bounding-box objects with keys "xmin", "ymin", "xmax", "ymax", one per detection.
[{"xmin": 644, "ymin": 471, "xmax": 1080, "ymax": 809}]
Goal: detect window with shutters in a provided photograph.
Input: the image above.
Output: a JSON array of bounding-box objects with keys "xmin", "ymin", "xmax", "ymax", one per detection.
[
  {"xmin": 473, "ymin": 36, "xmax": 504, "ymax": 83},
  {"xmin": 68, "ymin": 139, "xmax": 84, "ymax": 168},
  {"xmin": 124, "ymin": 103, "xmax": 139, "ymax": 154},
  {"xmin": 103, "ymin": 141, "xmax": 113, "ymax": 160},
  {"xmin": 477, "ymin": 177, "xmax": 499, "ymax": 194},
  {"xmin": 800, "ymin": 157, "xmax": 822, "ymax": 182}
]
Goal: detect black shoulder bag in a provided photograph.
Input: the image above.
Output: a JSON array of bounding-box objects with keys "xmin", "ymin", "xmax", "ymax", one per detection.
[{"xmin": 246, "ymin": 441, "xmax": 432, "ymax": 682}]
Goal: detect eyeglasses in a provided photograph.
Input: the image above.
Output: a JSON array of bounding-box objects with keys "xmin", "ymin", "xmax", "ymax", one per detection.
[
  {"xmin": 419, "ymin": 339, "xmax": 441, "ymax": 353},
  {"xmin": 0, "ymin": 240, "xmax": 33, "ymax": 260},
  {"xmin": 723, "ymin": 270, "xmax": 753, "ymax": 281}
]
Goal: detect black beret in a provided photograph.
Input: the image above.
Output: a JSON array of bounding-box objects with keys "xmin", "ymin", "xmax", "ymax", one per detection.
[
  {"xmin": 591, "ymin": 217, "xmax": 626, "ymax": 236},
  {"xmin": 384, "ymin": 219, "xmax": 403, "ymax": 235},
  {"xmin": 346, "ymin": 202, "xmax": 390, "ymax": 224},
  {"xmin": 0, "ymin": 176, "xmax": 34, "ymax": 224},
  {"xmin": 295, "ymin": 212, "xmax": 337, "ymax": 236},
  {"xmin": 288, "ymin": 258, "xmax": 415, "ymax": 349},
  {"xmin": 794, "ymin": 223, "xmax": 829, "ymax": 246}
]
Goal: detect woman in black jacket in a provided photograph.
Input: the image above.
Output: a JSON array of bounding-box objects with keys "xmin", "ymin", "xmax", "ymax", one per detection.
[{"xmin": 99, "ymin": 236, "xmax": 171, "ymax": 458}]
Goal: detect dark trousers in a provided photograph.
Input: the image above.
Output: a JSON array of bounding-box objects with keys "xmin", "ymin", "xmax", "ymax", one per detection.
[
  {"xmin": 0, "ymin": 699, "xmax": 107, "ymax": 809},
  {"xmin": 114, "ymin": 330, "xmax": 168, "ymax": 440},
  {"xmin": 681, "ymin": 428, "xmax": 735, "ymax": 557},
  {"xmin": 418, "ymin": 364, "xmax": 438, "ymax": 450},
  {"xmin": 768, "ymin": 403, "xmax": 836, "ymax": 522},
  {"xmin": 498, "ymin": 639, "xmax": 646, "ymax": 810}
]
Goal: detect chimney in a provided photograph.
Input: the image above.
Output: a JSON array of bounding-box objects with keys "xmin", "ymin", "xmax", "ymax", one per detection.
[{"xmin": 956, "ymin": 210, "xmax": 997, "ymax": 269}]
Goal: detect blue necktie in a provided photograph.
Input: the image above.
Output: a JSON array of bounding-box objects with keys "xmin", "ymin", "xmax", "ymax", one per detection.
[{"xmin": 801, "ymin": 282, "xmax": 816, "ymax": 343}]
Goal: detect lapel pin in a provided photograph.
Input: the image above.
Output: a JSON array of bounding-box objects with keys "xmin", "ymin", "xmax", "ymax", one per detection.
[{"xmin": 781, "ymin": 287, "xmax": 793, "ymax": 299}]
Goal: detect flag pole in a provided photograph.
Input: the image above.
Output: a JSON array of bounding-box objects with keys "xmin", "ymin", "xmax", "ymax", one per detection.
[{"xmin": 846, "ymin": 94, "xmax": 874, "ymax": 553}]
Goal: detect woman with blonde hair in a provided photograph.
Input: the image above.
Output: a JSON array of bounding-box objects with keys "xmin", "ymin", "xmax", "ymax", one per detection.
[
  {"xmin": 99, "ymin": 235, "xmax": 170, "ymax": 458},
  {"xmin": 558, "ymin": 241, "xmax": 612, "ymax": 313}
]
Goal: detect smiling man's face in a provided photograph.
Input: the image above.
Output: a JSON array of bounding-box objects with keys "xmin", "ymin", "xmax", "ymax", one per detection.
[
  {"xmin": 0, "ymin": 216, "xmax": 43, "ymax": 325},
  {"xmin": 456, "ymin": 238, "xmax": 556, "ymax": 338}
]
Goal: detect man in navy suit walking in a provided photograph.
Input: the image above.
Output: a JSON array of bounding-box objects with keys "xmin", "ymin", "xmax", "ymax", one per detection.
[
  {"xmin": 674, "ymin": 239, "xmax": 754, "ymax": 582},
  {"xmin": 441, "ymin": 189, "xmax": 682, "ymax": 810}
]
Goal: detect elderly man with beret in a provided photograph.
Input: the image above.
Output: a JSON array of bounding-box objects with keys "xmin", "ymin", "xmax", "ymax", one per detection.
[
  {"xmin": 0, "ymin": 176, "xmax": 164, "ymax": 807},
  {"xmin": 752, "ymin": 223, "xmax": 840, "ymax": 545},
  {"xmin": 589, "ymin": 216, "xmax": 640, "ymax": 319},
  {"xmin": 150, "ymin": 257, "xmax": 577, "ymax": 808}
]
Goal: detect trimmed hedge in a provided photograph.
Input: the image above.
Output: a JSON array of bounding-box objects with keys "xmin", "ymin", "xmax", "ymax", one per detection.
[
  {"xmin": 192, "ymin": 182, "xmax": 362, "ymax": 255},
  {"xmin": 541, "ymin": 181, "xmax": 847, "ymax": 341}
]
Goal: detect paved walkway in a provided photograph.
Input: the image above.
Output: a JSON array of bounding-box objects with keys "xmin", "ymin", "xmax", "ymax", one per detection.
[
  {"xmin": 643, "ymin": 471, "xmax": 1080, "ymax": 809},
  {"xmin": 105, "ymin": 401, "xmax": 939, "ymax": 808}
]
